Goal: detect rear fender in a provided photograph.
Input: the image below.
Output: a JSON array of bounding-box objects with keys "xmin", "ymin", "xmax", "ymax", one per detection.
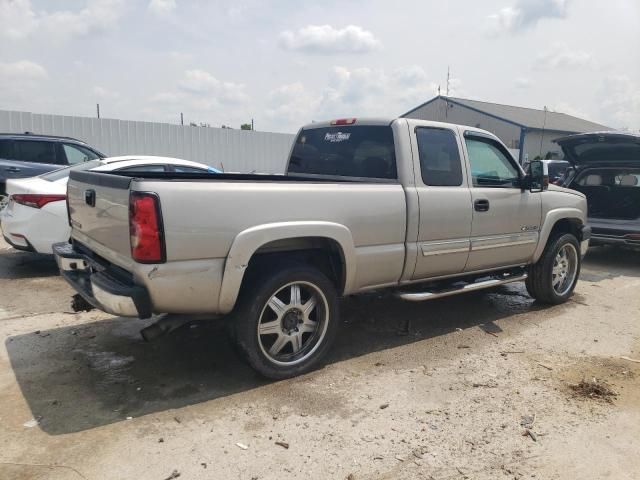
[{"xmin": 218, "ymin": 221, "xmax": 356, "ymax": 313}]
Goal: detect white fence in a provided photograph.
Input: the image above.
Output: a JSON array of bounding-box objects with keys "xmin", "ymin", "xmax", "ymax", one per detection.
[{"xmin": 0, "ymin": 110, "xmax": 295, "ymax": 173}]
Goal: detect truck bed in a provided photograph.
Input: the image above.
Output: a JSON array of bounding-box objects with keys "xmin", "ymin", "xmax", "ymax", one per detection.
[{"xmin": 66, "ymin": 169, "xmax": 408, "ymax": 313}]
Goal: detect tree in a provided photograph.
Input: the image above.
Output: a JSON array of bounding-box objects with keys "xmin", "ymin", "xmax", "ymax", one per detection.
[{"xmin": 240, "ymin": 123, "xmax": 252, "ymax": 130}]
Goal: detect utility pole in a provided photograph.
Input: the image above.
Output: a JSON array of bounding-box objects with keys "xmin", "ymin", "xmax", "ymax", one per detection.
[
  {"xmin": 251, "ymin": 118, "xmax": 254, "ymax": 131},
  {"xmin": 539, "ymin": 106, "xmax": 548, "ymax": 158},
  {"xmin": 96, "ymin": 103, "xmax": 100, "ymax": 119},
  {"xmin": 180, "ymin": 112, "xmax": 184, "ymax": 126}
]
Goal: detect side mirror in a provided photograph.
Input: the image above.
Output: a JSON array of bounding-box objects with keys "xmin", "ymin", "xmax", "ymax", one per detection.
[{"xmin": 528, "ymin": 160, "xmax": 548, "ymax": 192}]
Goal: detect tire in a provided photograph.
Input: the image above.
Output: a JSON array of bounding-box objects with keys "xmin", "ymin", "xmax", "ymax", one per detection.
[
  {"xmin": 230, "ymin": 265, "xmax": 339, "ymax": 379},
  {"xmin": 526, "ymin": 233, "xmax": 581, "ymax": 304}
]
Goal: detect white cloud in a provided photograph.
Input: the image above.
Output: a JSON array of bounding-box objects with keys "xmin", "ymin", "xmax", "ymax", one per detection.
[
  {"xmin": 0, "ymin": 60, "xmax": 48, "ymax": 109},
  {"xmin": 487, "ymin": 0, "xmax": 569, "ymax": 34},
  {"xmin": 0, "ymin": 60, "xmax": 47, "ymax": 81},
  {"xmin": 515, "ymin": 77, "xmax": 531, "ymax": 89},
  {"xmin": 178, "ymin": 69, "xmax": 249, "ymax": 104},
  {"xmin": 536, "ymin": 44, "xmax": 594, "ymax": 69},
  {"xmin": 598, "ymin": 75, "xmax": 640, "ymax": 130},
  {"xmin": 279, "ymin": 25, "xmax": 380, "ymax": 54},
  {"xmin": 148, "ymin": 0, "xmax": 176, "ymax": 16},
  {"xmin": 265, "ymin": 65, "xmax": 441, "ymax": 130},
  {"xmin": 0, "ymin": 0, "xmax": 38, "ymax": 39},
  {"xmin": 93, "ymin": 86, "xmax": 120, "ymax": 99},
  {"xmin": 0, "ymin": 0, "xmax": 125, "ymax": 42}
]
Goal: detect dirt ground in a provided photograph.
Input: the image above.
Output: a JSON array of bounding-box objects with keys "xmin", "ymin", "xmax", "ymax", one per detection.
[{"xmin": 0, "ymin": 237, "xmax": 639, "ymax": 480}]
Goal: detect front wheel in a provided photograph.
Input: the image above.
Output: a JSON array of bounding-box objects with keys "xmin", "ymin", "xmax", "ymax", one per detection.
[
  {"xmin": 231, "ymin": 265, "xmax": 339, "ymax": 379},
  {"xmin": 526, "ymin": 233, "xmax": 581, "ymax": 304}
]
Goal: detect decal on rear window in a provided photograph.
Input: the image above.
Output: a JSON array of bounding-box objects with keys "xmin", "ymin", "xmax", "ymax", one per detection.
[{"xmin": 324, "ymin": 132, "xmax": 351, "ymax": 143}]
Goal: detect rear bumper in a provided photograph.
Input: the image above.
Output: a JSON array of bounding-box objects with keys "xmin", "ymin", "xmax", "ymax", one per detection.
[
  {"xmin": 3, "ymin": 233, "xmax": 35, "ymax": 252},
  {"xmin": 588, "ymin": 218, "xmax": 640, "ymax": 247},
  {"xmin": 591, "ymin": 234, "xmax": 640, "ymax": 247},
  {"xmin": 53, "ymin": 242, "xmax": 152, "ymax": 318}
]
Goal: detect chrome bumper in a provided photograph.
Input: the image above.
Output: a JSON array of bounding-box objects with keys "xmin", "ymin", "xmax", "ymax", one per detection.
[{"xmin": 53, "ymin": 242, "xmax": 152, "ymax": 318}]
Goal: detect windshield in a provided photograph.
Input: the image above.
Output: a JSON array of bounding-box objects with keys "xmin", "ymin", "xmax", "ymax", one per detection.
[
  {"xmin": 288, "ymin": 125, "xmax": 397, "ymax": 179},
  {"xmin": 39, "ymin": 159, "xmax": 105, "ymax": 182}
]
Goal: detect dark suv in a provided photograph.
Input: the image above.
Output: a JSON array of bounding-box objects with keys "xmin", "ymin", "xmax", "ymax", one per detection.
[
  {"xmin": 0, "ymin": 133, "xmax": 105, "ymax": 194},
  {"xmin": 558, "ymin": 132, "xmax": 640, "ymax": 248}
]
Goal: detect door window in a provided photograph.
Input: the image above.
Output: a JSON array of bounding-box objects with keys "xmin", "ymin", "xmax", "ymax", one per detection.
[
  {"xmin": 416, "ymin": 128, "xmax": 463, "ymax": 186},
  {"xmin": 118, "ymin": 165, "xmax": 167, "ymax": 173},
  {"xmin": 465, "ymin": 137, "xmax": 520, "ymax": 187},
  {"xmin": 172, "ymin": 165, "xmax": 208, "ymax": 173},
  {"xmin": 14, "ymin": 141, "xmax": 57, "ymax": 164},
  {"xmin": 0, "ymin": 140, "xmax": 14, "ymax": 159},
  {"xmin": 63, "ymin": 144, "xmax": 100, "ymax": 165}
]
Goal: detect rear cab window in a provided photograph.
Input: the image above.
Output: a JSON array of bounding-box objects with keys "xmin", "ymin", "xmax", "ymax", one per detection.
[
  {"xmin": 415, "ymin": 127, "xmax": 463, "ymax": 186},
  {"xmin": 288, "ymin": 125, "xmax": 397, "ymax": 180}
]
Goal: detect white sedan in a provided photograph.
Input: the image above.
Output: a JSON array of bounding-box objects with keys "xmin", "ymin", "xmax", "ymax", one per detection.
[{"xmin": 0, "ymin": 156, "xmax": 219, "ymax": 254}]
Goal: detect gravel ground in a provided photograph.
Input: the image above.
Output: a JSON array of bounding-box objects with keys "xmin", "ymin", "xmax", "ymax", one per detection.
[{"xmin": 0, "ymin": 237, "xmax": 639, "ymax": 480}]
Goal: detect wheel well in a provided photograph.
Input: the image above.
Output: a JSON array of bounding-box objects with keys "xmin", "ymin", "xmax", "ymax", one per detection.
[
  {"xmin": 549, "ymin": 218, "xmax": 582, "ymax": 241},
  {"xmin": 244, "ymin": 237, "xmax": 346, "ymax": 293}
]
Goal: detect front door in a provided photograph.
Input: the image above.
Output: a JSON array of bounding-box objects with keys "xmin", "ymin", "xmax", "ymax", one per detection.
[
  {"xmin": 411, "ymin": 126, "xmax": 473, "ymax": 279},
  {"xmin": 463, "ymin": 133, "xmax": 541, "ymax": 272}
]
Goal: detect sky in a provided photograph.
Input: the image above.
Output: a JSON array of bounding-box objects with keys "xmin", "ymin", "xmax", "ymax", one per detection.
[{"xmin": 0, "ymin": 0, "xmax": 639, "ymax": 134}]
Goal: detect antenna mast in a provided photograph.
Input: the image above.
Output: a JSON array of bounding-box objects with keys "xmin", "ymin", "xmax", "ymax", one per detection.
[{"xmin": 446, "ymin": 66, "xmax": 450, "ymax": 97}]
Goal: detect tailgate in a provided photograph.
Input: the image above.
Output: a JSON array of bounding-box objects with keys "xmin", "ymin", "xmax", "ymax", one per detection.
[{"xmin": 67, "ymin": 170, "xmax": 133, "ymax": 257}]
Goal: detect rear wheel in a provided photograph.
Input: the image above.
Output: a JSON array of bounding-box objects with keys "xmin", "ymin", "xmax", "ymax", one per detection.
[
  {"xmin": 526, "ymin": 233, "xmax": 580, "ymax": 304},
  {"xmin": 231, "ymin": 265, "xmax": 339, "ymax": 379}
]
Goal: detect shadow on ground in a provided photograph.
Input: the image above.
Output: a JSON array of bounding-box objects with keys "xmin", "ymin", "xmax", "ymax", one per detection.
[
  {"xmin": 6, "ymin": 282, "xmax": 556, "ymax": 436},
  {"xmin": 0, "ymin": 249, "xmax": 58, "ymax": 279},
  {"xmin": 581, "ymin": 245, "xmax": 640, "ymax": 281}
]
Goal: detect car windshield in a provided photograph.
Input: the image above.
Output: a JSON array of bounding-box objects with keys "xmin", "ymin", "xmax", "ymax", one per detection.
[{"xmin": 39, "ymin": 159, "xmax": 105, "ymax": 182}]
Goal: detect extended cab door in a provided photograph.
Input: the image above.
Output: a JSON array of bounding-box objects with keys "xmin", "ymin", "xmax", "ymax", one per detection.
[
  {"xmin": 462, "ymin": 131, "xmax": 541, "ymax": 271},
  {"xmin": 411, "ymin": 126, "xmax": 473, "ymax": 279}
]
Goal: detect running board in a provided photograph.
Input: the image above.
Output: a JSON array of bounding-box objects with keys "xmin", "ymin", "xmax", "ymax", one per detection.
[{"xmin": 396, "ymin": 272, "xmax": 528, "ymax": 302}]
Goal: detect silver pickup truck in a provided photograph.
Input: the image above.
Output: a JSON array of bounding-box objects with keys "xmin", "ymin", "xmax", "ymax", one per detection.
[{"xmin": 55, "ymin": 118, "xmax": 591, "ymax": 378}]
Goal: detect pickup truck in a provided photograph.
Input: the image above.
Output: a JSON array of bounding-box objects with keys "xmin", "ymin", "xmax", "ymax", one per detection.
[{"xmin": 54, "ymin": 118, "xmax": 591, "ymax": 379}]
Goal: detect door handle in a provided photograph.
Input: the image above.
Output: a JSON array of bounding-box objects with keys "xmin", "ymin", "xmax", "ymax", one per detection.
[
  {"xmin": 5, "ymin": 167, "xmax": 20, "ymax": 173},
  {"xmin": 474, "ymin": 199, "xmax": 490, "ymax": 212}
]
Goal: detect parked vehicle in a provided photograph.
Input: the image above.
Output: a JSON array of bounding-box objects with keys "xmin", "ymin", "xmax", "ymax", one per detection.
[
  {"xmin": 523, "ymin": 159, "xmax": 571, "ymax": 185},
  {"xmin": 54, "ymin": 118, "xmax": 591, "ymax": 379},
  {"xmin": 558, "ymin": 132, "xmax": 640, "ymax": 248},
  {"xmin": 1, "ymin": 156, "xmax": 219, "ymax": 254},
  {"xmin": 0, "ymin": 133, "xmax": 104, "ymax": 195}
]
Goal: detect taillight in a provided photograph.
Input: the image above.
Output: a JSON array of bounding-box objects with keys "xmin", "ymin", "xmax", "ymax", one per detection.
[
  {"xmin": 330, "ymin": 118, "xmax": 356, "ymax": 125},
  {"xmin": 12, "ymin": 194, "xmax": 66, "ymax": 209},
  {"xmin": 129, "ymin": 192, "xmax": 165, "ymax": 263}
]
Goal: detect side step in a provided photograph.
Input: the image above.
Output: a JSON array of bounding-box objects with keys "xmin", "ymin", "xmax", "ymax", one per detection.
[{"xmin": 396, "ymin": 271, "xmax": 528, "ymax": 302}]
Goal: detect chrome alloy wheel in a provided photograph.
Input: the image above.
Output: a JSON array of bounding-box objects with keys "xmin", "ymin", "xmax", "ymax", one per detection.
[
  {"xmin": 552, "ymin": 243, "xmax": 578, "ymax": 296},
  {"xmin": 257, "ymin": 281, "xmax": 329, "ymax": 366}
]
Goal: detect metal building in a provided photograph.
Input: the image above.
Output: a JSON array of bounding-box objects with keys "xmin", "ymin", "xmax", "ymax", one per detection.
[
  {"xmin": 0, "ymin": 110, "xmax": 295, "ymax": 173},
  {"xmin": 402, "ymin": 96, "xmax": 611, "ymax": 163}
]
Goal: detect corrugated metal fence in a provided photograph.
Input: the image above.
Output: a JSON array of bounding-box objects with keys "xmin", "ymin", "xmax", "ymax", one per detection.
[{"xmin": 0, "ymin": 110, "xmax": 295, "ymax": 173}]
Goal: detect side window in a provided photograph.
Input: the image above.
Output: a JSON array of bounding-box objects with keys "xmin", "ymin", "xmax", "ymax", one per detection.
[
  {"xmin": 14, "ymin": 141, "xmax": 57, "ymax": 164},
  {"xmin": 118, "ymin": 165, "xmax": 167, "ymax": 173},
  {"xmin": 63, "ymin": 144, "xmax": 99, "ymax": 165},
  {"xmin": 0, "ymin": 140, "xmax": 14, "ymax": 159},
  {"xmin": 172, "ymin": 165, "xmax": 208, "ymax": 173},
  {"xmin": 416, "ymin": 128, "xmax": 463, "ymax": 186},
  {"xmin": 465, "ymin": 137, "xmax": 520, "ymax": 187}
]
